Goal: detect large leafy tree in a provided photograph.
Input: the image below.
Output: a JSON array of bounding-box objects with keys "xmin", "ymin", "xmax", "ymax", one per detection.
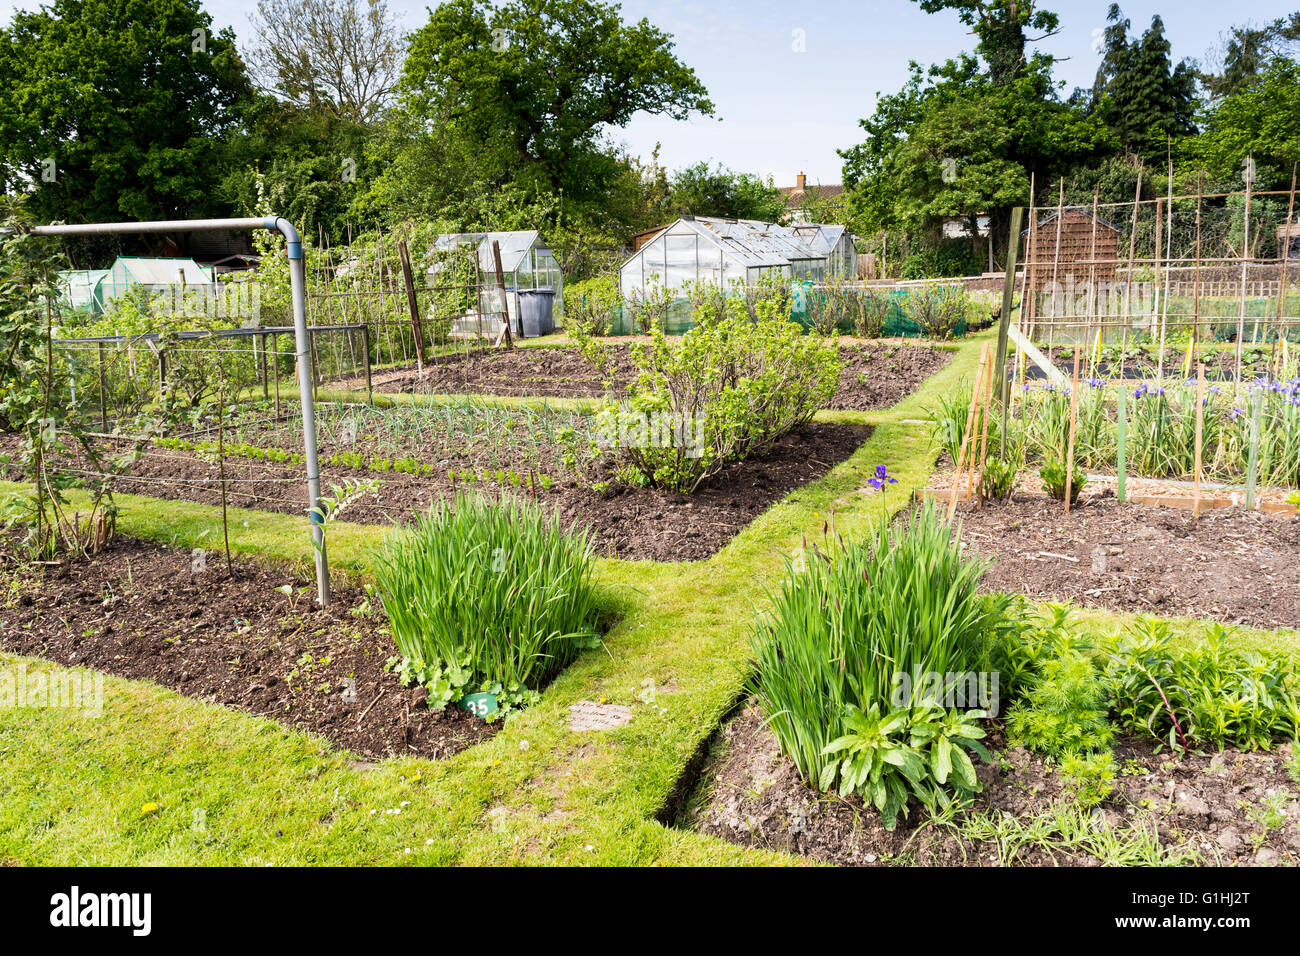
[
  {"xmin": 1091, "ymin": 6, "xmax": 1197, "ymax": 163},
  {"xmin": 914, "ymin": 0, "xmax": 1060, "ymax": 86},
  {"xmin": 667, "ymin": 163, "xmax": 784, "ymax": 222},
  {"xmin": 1180, "ymin": 60, "xmax": 1300, "ymax": 189},
  {"xmin": 1200, "ymin": 13, "xmax": 1300, "ymax": 102},
  {"xmin": 0, "ymin": 0, "xmax": 253, "ymax": 224},
  {"xmin": 841, "ymin": 54, "xmax": 1109, "ymax": 266},
  {"xmin": 396, "ymin": 0, "xmax": 712, "ymax": 203}
]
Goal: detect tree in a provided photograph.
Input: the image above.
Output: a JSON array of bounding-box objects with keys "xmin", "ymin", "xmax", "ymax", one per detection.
[
  {"xmin": 1200, "ymin": 13, "xmax": 1300, "ymax": 101},
  {"xmin": 398, "ymin": 0, "xmax": 712, "ymax": 202},
  {"xmin": 247, "ymin": 0, "xmax": 404, "ymax": 124},
  {"xmin": 840, "ymin": 56, "xmax": 1109, "ymax": 268},
  {"xmin": 667, "ymin": 163, "xmax": 784, "ymax": 222},
  {"xmin": 1180, "ymin": 61, "xmax": 1300, "ymax": 189},
  {"xmin": 914, "ymin": 0, "xmax": 1060, "ymax": 85},
  {"xmin": 0, "ymin": 0, "xmax": 252, "ymax": 225},
  {"xmin": 1092, "ymin": 7, "xmax": 1197, "ymax": 163}
]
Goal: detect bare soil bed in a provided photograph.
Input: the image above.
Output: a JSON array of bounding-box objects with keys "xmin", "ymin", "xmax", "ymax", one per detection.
[
  {"xmin": 0, "ymin": 538, "xmax": 497, "ymax": 760},
  {"xmin": 341, "ymin": 342, "xmax": 950, "ymax": 411},
  {"xmin": 7, "ymin": 423, "xmax": 870, "ymax": 563},
  {"xmin": 946, "ymin": 495, "xmax": 1300, "ymax": 629},
  {"xmin": 692, "ymin": 703, "xmax": 1299, "ymax": 867}
]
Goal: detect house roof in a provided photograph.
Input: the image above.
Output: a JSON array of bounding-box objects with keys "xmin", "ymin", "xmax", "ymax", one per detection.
[{"xmin": 780, "ymin": 183, "xmax": 846, "ymax": 208}]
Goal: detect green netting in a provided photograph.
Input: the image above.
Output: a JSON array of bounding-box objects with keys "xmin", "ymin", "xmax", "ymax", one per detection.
[{"xmin": 605, "ymin": 284, "xmax": 971, "ymax": 338}]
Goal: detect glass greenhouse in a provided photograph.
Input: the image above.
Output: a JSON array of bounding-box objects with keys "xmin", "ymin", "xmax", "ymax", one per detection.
[
  {"xmin": 90, "ymin": 257, "xmax": 216, "ymax": 315},
  {"xmin": 792, "ymin": 224, "xmax": 858, "ymax": 277},
  {"xmin": 619, "ymin": 217, "xmax": 831, "ymax": 301},
  {"xmin": 431, "ymin": 230, "xmax": 563, "ymax": 337}
]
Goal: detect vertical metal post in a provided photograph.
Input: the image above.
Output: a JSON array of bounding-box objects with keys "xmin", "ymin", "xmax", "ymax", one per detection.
[
  {"xmin": 276, "ymin": 218, "xmax": 330, "ymax": 607},
  {"xmin": 260, "ymin": 331, "xmax": 269, "ymax": 400},
  {"xmin": 96, "ymin": 341, "xmax": 109, "ymax": 432},
  {"xmin": 362, "ymin": 324, "xmax": 373, "ymax": 405}
]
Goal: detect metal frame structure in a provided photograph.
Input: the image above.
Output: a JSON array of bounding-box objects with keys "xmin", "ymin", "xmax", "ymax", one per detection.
[{"xmin": 6, "ymin": 216, "xmax": 331, "ymax": 605}]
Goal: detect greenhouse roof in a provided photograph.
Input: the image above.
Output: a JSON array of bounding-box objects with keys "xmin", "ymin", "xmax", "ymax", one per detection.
[
  {"xmin": 113, "ymin": 257, "xmax": 214, "ymax": 286},
  {"xmin": 432, "ymin": 231, "xmax": 546, "ymax": 273},
  {"xmin": 792, "ymin": 223, "xmax": 849, "ymax": 256},
  {"xmin": 636, "ymin": 217, "xmax": 825, "ymax": 270}
]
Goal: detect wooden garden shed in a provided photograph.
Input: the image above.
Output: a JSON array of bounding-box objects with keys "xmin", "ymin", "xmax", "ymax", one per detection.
[{"xmin": 1024, "ymin": 207, "xmax": 1121, "ymax": 292}]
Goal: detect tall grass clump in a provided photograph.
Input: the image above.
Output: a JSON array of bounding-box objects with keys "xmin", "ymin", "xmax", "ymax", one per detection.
[
  {"xmin": 375, "ymin": 491, "xmax": 600, "ymax": 713},
  {"xmin": 749, "ymin": 505, "xmax": 1010, "ymax": 826}
]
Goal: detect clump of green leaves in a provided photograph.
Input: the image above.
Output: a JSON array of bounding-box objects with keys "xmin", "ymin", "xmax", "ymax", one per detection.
[
  {"xmin": 820, "ymin": 704, "xmax": 990, "ymax": 828},
  {"xmin": 750, "ymin": 505, "xmax": 1010, "ymax": 829},
  {"xmin": 1006, "ymin": 650, "xmax": 1114, "ymax": 758},
  {"xmin": 374, "ymin": 491, "xmax": 601, "ymax": 717},
  {"xmin": 563, "ymin": 275, "xmax": 621, "ymax": 336},
  {"xmin": 1058, "ymin": 751, "xmax": 1117, "ymax": 808},
  {"xmin": 1106, "ymin": 618, "xmax": 1300, "ymax": 752},
  {"xmin": 1039, "ymin": 456, "xmax": 1087, "ymax": 504}
]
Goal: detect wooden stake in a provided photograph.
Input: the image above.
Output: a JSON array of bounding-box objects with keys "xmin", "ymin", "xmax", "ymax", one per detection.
[
  {"xmin": 948, "ymin": 345, "xmax": 988, "ymax": 519},
  {"xmin": 1064, "ymin": 345, "xmax": 1081, "ymax": 513}
]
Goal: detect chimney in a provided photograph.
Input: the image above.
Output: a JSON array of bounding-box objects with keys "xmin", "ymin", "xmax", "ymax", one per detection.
[{"xmin": 796, "ymin": 172, "xmax": 806, "ymax": 191}]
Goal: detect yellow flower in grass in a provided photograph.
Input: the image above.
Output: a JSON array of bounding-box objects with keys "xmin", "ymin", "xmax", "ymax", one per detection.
[{"xmin": 141, "ymin": 802, "xmax": 159, "ymax": 815}]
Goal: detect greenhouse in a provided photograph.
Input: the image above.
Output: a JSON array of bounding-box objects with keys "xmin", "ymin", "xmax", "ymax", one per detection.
[
  {"xmin": 618, "ymin": 216, "xmax": 827, "ymax": 301},
  {"xmin": 90, "ymin": 257, "xmax": 217, "ymax": 315},
  {"xmin": 56, "ymin": 268, "xmax": 110, "ymax": 313},
  {"xmin": 792, "ymin": 223, "xmax": 857, "ymax": 277},
  {"xmin": 431, "ymin": 230, "xmax": 563, "ymax": 337}
]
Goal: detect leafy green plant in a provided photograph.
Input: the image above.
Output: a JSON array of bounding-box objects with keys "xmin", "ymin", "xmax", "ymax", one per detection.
[
  {"xmin": 590, "ymin": 313, "xmax": 841, "ymax": 493},
  {"xmin": 1039, "ymin": 456, "xmax": 1087, "ymax": 504},
  {"xmin": 1006, "ymin": 650, "xmax": 1114, "ymax": 758},
  {"xmin": 1059, "ymin": 751, "xmax": 1117, "ymax": 808},
  {"xmin": 979, "ymin": 449, "xmax": 1021, "ymax": 502},
  {"xmin": 820, "ymin": 703, "xmax": 989, "ymax": 829},
  {"xmin": 562, "ymin": 275, "xmax": 621, "ymax": 336},
  {"xmin": 750, "ymin": 505, "xmax": 1010, "ymax": 829},
  {"xmin": 902, "ymin": 285, "xmax": 969, "ymax": 339},
  {"xmin": 1106, "ymin": 619, "xmax": 1300, "ymax": 751},
  {"xmin": 374, "ymin": 491, "xmax": 601, "ymax": 716}
]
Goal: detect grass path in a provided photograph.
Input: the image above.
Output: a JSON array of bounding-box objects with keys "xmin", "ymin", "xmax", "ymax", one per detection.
[{"xmin": 1, "ymin": 332, "xmax": 1292, "ymax": 866}]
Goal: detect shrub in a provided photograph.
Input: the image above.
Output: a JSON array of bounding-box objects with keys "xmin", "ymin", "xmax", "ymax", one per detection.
[
  {"xmin": 591, "ymin": 314, "xmax": 841, "ymax": 493},
  {"xmin": 902, "ymin": 285, "xmax": 970, "ymax": 339},
  {"xmin": 1005, "ymin": 650, "xmax": 1114, "ymax": 758},
  {"xmin": 374, "ymin": 492, "xmax": 601, "ymax": 714},
  {"xmin": 750, "ymin": 506, "xmax": 1011, "ymax": 828},
  {"xmin": 562, "ymin": 275, "xmax": 621, "ymax": 336},
  {"xmin": 1039, "ymin": 457, "xmax": 1087, "ymax": 504},
  {"xmin": 854, "ymin": 287, "xmax": 893, "ymax": 338}
]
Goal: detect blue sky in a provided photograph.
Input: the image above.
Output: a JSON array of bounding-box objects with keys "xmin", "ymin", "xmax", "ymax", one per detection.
[{"xmin": 1, "ymin": 0, "xmax": 1288, "ymax": 186}]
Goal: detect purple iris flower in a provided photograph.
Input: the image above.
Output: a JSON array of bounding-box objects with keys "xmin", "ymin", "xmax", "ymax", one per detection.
[{"xmin": 867, "ymin": 464, "xmax": 898, "ymax": 491}]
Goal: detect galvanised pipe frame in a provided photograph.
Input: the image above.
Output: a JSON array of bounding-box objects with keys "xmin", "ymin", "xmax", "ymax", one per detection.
[{"xmin": 8, "ymin": 216, "xmax": 330, "ymax": 605}]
